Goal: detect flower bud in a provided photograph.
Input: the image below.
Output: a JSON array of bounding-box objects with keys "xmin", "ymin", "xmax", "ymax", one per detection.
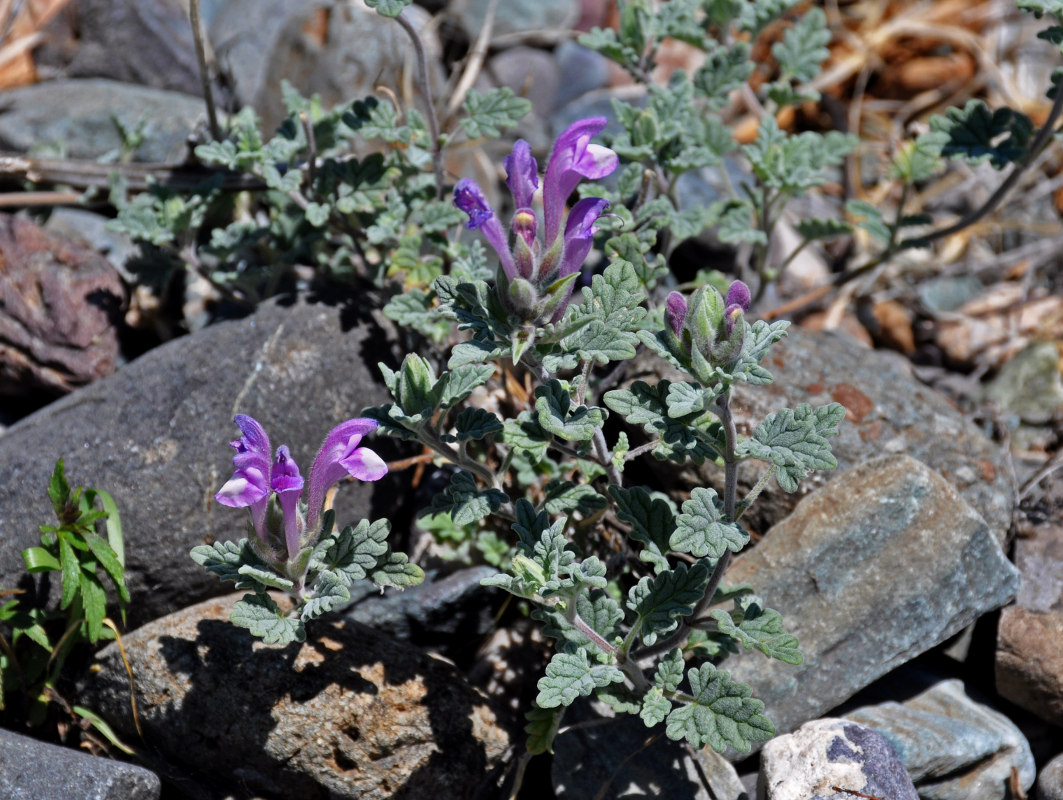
[
  {"xmin": 396, "ymin": 353, "xmax": 438, "ymax": 416},
  {"xmin": 687, "ymin": 286, "xmax": 725, "ymax": 357}
]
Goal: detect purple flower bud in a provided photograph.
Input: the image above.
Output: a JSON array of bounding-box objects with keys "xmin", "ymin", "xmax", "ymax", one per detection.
[
  {"xmin": 503, "ymin": 140, "xmax": 539, "ymax": 210},
  {"xmin": 666, "ymin": 292, "xmax": 688, "ymax": 337},
  {"xmin": 453, "ymin": 178, "xmax": 519, "ymax": 280},
  {"xmin": 725, "ymin": 280, "xmax": 751, "ymax": 312},
  {"xmin": 215, "ymin": 414, "xmax": 272, "ymax": 537},
  {"xmin": 724, "ymin": 303, "xmax": 744, "ymax": 335}
]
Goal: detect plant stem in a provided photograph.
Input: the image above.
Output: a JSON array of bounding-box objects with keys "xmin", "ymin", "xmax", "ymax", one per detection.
[
  {"xmin": 188, "ymin": 0, "xmax": 221, "ymax": 141},
  {"xmin": 395, "ymin": 9, "xmax": 445, "ymax": 201}
]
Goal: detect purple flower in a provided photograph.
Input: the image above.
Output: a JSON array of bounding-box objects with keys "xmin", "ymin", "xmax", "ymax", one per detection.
[
  {"xmin": 215, "ymin": 415, "xmax": 387, "ymax": 561},
  {"xmin": 666, "ymin": 292, "xmax": 687, "ymax": 337},
  {"xmin": 452, "ymin": 117, "xmax": 618, "ymax": 325}
]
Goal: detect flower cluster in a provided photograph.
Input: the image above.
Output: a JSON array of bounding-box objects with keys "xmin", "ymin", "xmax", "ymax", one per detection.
[
  {"xmin": 662, "ymin": 280, "xmax": 752, "ymax": 382},
  {"xmin": 215, "ymin": 415, "xmax": 387, "ymax": 567},
  {"xmin": 453, "ymin": 117, "xmax": 619, "ymax": 323}
]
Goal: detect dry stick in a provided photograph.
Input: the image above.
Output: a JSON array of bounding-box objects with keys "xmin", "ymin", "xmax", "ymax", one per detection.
[
  {"xmin": 188, "ymin": 0, "xmax": 221, "ymax": 141},
  {"xmin": 394, "ymin": 9, "xmax": 444, "ymax": 200},
  {"xmin": 764, "ymin": 81, "xmax": 1063, "ymax": 322},
  {"xmin": 444, "ymin": 0, "xmax": 499, "ymax": 121}
]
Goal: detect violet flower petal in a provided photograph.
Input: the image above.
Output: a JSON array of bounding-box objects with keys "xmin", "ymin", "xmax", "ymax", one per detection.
[
  {"xmin": 543, "ymin": 117, "xmax": 618, "ymax": 245},
  {"xmin": 305, "ymin": 418, "xmax": 385, "ymax": 533},
  {"xmin": 454, "ymin": 178, "xmax": 519, "ymax": 280},
  {"xmin": 557, "ymin": 197, "xmax": 609, "ymax": 279},
  {"xmin": 215, "ymin": 415, "xmax": 272, "ymax": 536},
  {"xmin": 666, "ymin": 292, "xmax": 688, "ymax": 337},
  {"xmin": 272, "ymin": 445, "xmax": 305, "ymax": 560},
  {"xmin": 503, "ymin": 140, "xmax": 539, "ymax": 209}
]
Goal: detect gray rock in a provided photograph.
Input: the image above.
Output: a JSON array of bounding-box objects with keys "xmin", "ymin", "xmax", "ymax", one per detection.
[
  {"xmin": 1037, "ymin": 751, "xmax": 1063, "ymax": 800},
  {"xmin": 724, "ymin": 454, "xmax": 1019, "ymax": 739},
  {"xmin": 552, "ymin": 704, "xmax": 748, "ymax": 799},
  {"xmin": 758, "ymin": 718, "xmax": 918, "ymax": 800},
  {"xmin": 553, "ymin": 41, "xmax": 610, "ymax": 111},
  {"xmin": 205, "ymin": 0, "xmax": 443, "ymax": 133},
  {"xmin": 84, "ymin": 592, "xmax": 508, "ymax": 800},
  {"xmin": 0, "ymin": 213, "xmax": 124, "ymax": 395},
  {"xmin": 982, "ymin": 341, "xmax": 1063, "ymax": 425},
  {"xmin": 0, "ymin": 79, "xmax": 206, "ymax": 163},
  {"xmin": 646, "ymin": 325, "xmax": 1014, "ymax": 540},
  {"xmin": 0, "ymin": 297, "xmax": 408, "ymax": 627},
  {"xmin": 846, "ymin": 678, "xmax": 1035, "ymax": 800},
  {"xmin": 43, "ymin": 209, "xmax": 139, "ymax": 281},
  {"xmin": 64, "ymin": 0, "xmax": 213, "ymax": 99},
  {"xmin": 0, "ymin": 728, "xmax": 160, "ymax": 800},
  {"xmin": 345, "ymin": 566, "xmax": 503, "ymax": 658},
  {"xmin": 453, "ymin": 0, "xmax": 579, "ymax": 40}
]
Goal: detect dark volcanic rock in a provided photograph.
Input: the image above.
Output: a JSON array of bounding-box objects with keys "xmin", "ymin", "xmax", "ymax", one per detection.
[
  {"xmin": 85, "ymin": 592, "xmax": 508, "ymax": 800},
  {"xmin": 0, "ymin": 214, "xmax": 124, "ymax": 395},
  {"xmin": 0, "ymin": 297, "xmax": 411, "ymax": 627}
]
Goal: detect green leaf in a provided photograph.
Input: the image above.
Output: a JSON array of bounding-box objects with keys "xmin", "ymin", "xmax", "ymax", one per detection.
[
  {"xmin": 1020, "ymin": 0, "xmax": 1063, "ymax": 19},
  {"xmin": 541, "ymin": 481, "xmax": 607, "ymax": 516},
  {"xmin": 72, "ymin": 706, "xmax": 134, "ymax": 755},
  {"xmin": 58, "ymin": 534, "xmax": 79, "ymax": 610},
  {"xmin": 525, "ymin": 706, "xmax": 564, "ymax": 755},
  {"xmin": 440, "ymin": 364, "xmax": 496, "ymax": 408},
  {"xmin": 535, "ymin": 589, "xmax": 622, "ymax": 653},
  {"xmin": 82, "ymin": 532, "xmax": 128, "ymax": 603},
  {"xmin": 795, "ymin": 217, "xmax": 854, "ymax": 241},
  {"xmin": 665, "ymin": 663, "xmax": 774, "ymax": 752},
  {"xmin": 21, "ymin": 546, "xmax": 60, "ymax": 573},
  {"xmin": 846, "ymin": 199, "xmax": 891, "ymax": 243},
  {"xmin": 88, "ymin": 489, "xmax": 124, "ymax": 568},
  {"xmin": 430, "ymin": 470, "xmax": 509, "ymax": 526},
  {"xmin": 610, "ymin": 485, "xmax": 675, "ymax": 574},
  {"xmin": 714, "ymin": 199, "xmax": 766, "ymax": 245},
  {"xmin": 738, "ymin": 0, "xmax": 800, "ymax": 35},
  {"xmin": 693, "ymin": 42, "xmax": 754, "ymax": 109},
  {"xmin": 47, "ymin": 459, "xmax": 70, "ymax": 517},
  {"xmin": 231, "ymin": 593, "xmax": 304, "ymax": 645},
  {"xmin": 502, "ymin": 411, "xmax": 551, "ymax": 462},
  {"xmin": 314, "ymin": 518, "xmax": 391, "ymax": 585},
  {"xmin": 191, "ymin": 539, "xmax": 268, "ymax": 590},
  {"xmin": 929, "ymin": 100, "xmax": 1033, "ymax": 169},
  {"xmin": 710, "ymin": 603, "xmax": 801, "ymax": 665},
  {"xmin": 370, "ymin": 553, "xmax": 424, "ymax": 588},
  {"xmin": 888, "ymin": 130, "xmax": 949, "ymax": 182},
  {"xmin": 237, "ymin": 564, "xmax": 295, "ymax": 592},
  {"xmin": 627, "ymin": 561, "xmax": 711, "ymax": 646},
  {"xmin": 641, "ymin": 688, "xmax": 672, "ymax": 727},
  {"xmin": 603, "ymin": 381, "xmax": 720, "ymax": 464},
  {"xmin": 654, "ymin": 648, "xmax": 685, "ymax": 693},
  {"xmin": 79, "ymin": 568, "xmax": 107, "ymax": 642},
  {"xmin": 363, "ymin": 0, "xmax": 412, "ymax": 18},
  {"xmin": 301, "ymin": 571, "xmax": 351, "ymax": 621},
  {"xmin": 665, "ymin": 381, "xmax": 708, "ymax": 418},
  {"xmin": 536, "ymin": 650, "xmax": 625, "ymax": 709},
  {"xmin": 737, "ymin": 402, "xmax": 845, "ymax": 491},
  {"xmin": 440, "ymin": 407, "xmax": 503, "ymax": 443},
  {"xmin": 744, "ymin": 117, "xmax": 858, "ymax": 194},
  {"xmin": 460, "ymin": 88, "xmax": 532, "ymax": 139},
  {"xmin": 670, "ymin": 488, "xmax": 748, "ymax": 559},
  {"xmin": 772, "ymin": 7, "xmax": 830, "ymax": 84},
  {"xmin": 535, "ymin": 380, "xmax": 606, "ymax": 443}
]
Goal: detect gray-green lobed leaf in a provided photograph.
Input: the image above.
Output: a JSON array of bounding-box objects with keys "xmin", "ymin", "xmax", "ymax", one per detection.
[
  {"xmin": 665, "ymin": 663, "xmax": 773, "ymax": 752},
  {"xmin": 535, "ymin": 380, "xmax": 606, "ymax": 443},
  {"xmin": 610, "ymin": 485, "xmax": 675, "ymax": 574},
  {"xmin": 231, "ymin": 593, "xmax": 305, "ymax": 645},
  {"xmin": 709, "ymin": 603, "xmax": 802, "ymax": 665},
  {"xmin": 536, "ymin": 650, "xmax": 625, "ymax": 709},
  {"xmin": 670, "ymin": 487, "xmax": 748, "ymax": 559},
  {"xmin": 627, "ymin": 561, "xmax": 711, "ymax": 646},
  {"xmin": 429, "ymin": 470, "xmax": 509, "ymax": 527}
]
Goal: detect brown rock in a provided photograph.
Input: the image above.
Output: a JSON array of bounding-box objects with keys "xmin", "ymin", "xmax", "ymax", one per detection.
[
  {"xmin": 997, "ymin": 606, "xmax": 1063, "ymax": 726},
  {"xmin": 85, "ymin": 593, "xmax": 509, "ymax": 799},
  {"xmin": 0, "ymin": 214, "xmax": 123, "ymax": 396}
]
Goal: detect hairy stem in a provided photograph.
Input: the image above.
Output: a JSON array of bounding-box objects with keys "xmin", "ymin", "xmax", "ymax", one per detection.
[{"xmin": 395, "ymin": 10, "xmax": 445, "ymax": 201}]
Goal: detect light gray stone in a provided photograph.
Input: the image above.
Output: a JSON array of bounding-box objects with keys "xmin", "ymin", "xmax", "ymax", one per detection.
[
  {"xmin": 1037, "ymin": 751, "xmax": 1063, "ymax": 800},
  {"xmin": 0, "ymin": 298, "xmax": 408, "ymax": 627},
  {"xmin": 0, "ymin": 79, "xmax": 206, "ymax": 163},
  {"xmin": 724, "ymin": 455, "xmax": 1019, "ymax": 740},
  {"xmin": 0, "ymin": 728, "xmax": 160, "ymax": 800},
  {"xmin": 453, "ymin": 0, "xmax": 579, "ymax": 40},
  {"xmin": 846, "ymin": 678, "xmax": 1035, "ymax": 800},
  {"xmin": 84, "ymin": 592, "xmax": 508, "ymax": 800},
  {"xmin": 758, "ymin": 718, "xmax": 918, "ymax": 800}
]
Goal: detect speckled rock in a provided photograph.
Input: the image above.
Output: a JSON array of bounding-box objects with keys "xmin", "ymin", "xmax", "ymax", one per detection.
[
  {"xmin": 639, "ymin": 326, "xmax": 1013, "ymax": 541},
  {"xmin": 0, "ymin": 297, "xmax": 409, "ymax": 627},
  {"xmin": 758, "ymin": 718, "xmax": 917, "ymax": 800},
  {"xmin": 0, "ymin": 214, "xmax": 124, "ymax": 396},
  {"xmin": 84, "ymin": 592, "xmax": 509, "ymax": 800},
  {"xmin": 1036, "ymin": 751, "xmax": 1063, "ymax": 800},
  {"xmin": 846, "ymin": 678, "xmax": 1035, "ymax": 800},
  {"xmin": 724, "ymin": 455, "xmax": 1019, "ymax": 740},
  {"xmin": 0, "ymin": 728, "xmax": 160, "ymax": 800}
]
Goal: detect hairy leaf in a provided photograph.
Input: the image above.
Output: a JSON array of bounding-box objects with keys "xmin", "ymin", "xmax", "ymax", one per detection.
[
  {"xmin": 301, "ymin": 571, "xmax": 351, "ymax": 621},
  {"xmin": 710, "ymin": 604, "xmax": 802, "ymax": 665},
  {"xmin": 535, "ymin": 380, "xmax": 606, "ymax": 442},
  {"xmin": 929, "ymin": 100, "xmax": 1033, "ymax": 169},
  {"xmin": 461, "ymin": 88, "xmax": 532, "ymax": 138},
  {"xmin": 610, "ymin": 485, "xmax": 675, "ymax": 574},
  {"xmin": 737, "ymin": 402, "xmax": 845, "ymax": 491},
  {"xmin": 641, "ymin": 688, "xmax": 672, "ymax": 727},
  {"xmin": 773, "ymin": 7, "xmax": 830, "ymax": 84},
  {"xmin": 670, "ymin": 487, "xmax": 748, "ymax": 559},
  {"xmin": 440, "ymin": 407, "xmax": 503, "ymax": 443},
  {"xmin": 665, "ymin": 663, "xmax": 774, "ymax": 752},
  {"xmin": 536, "ymin": 650, "xmax": 625, "ymax": 709},
  {"xmin": 429, "ymin": 471, "xmax": 509, "ymax": 526},
  {"xmin": 363, "ymin": 0, "xmax": 412, "ymax": 18},
  {"xmin": 231, "ymin": 593, "xmax": 304, "ymax": 645},
  {"xmin": 525, "ymin": 706, "xmax": 564, "ymax": 755},
  {"xmin": 542, "ymin": 480, "xmax": 608, "ymax": 516},
  {"xmin": 627, "ymin": 561, "xmax": 711, "ymax": 646}
]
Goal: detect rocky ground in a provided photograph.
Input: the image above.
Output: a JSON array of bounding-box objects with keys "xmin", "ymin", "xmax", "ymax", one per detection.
[{"xmin": 0, "ymin": 0, "xmax": 1062, "ymax": 799}]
